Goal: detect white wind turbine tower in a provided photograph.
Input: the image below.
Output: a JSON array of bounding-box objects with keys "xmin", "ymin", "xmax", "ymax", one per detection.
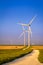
[
  {"xmin": 27, "ymin": 15, "xmax": 37, "ymax": 47},
  {"xmin": 18, "ymin": 15, "xmax": 37, "ymax": 47}
]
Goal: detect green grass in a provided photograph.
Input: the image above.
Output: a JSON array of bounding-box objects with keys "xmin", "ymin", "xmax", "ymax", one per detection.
[
  {"xmin": 38, "ymin": 49, "xmax": 43, "ymax": 63},
  {"xmin": 0, "ymin": 47, "xmax": 32, "ymax": 65}
]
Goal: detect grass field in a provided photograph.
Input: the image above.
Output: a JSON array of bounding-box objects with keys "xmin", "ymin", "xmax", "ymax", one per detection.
[
  {"xmin": 31, "ymin": 46, "xmax": 43, "ymax": 49},
  {"xmin": 0, "ymin": 45, "xmax": 43, "ymax": 64},
  {"xmin": 0, "ymin": 46, "xmax": 32, "ymax": 65},
  {"xmin": 0, "ymin": 45, "xmax": 43, "ymax": 49},
  {"xmin": 38, "ymin": 49, "xmax": 43, "ymax": 63},
  {"xmin": 0, "ymin": 45, "xmax": 24, "ymax": 49}
]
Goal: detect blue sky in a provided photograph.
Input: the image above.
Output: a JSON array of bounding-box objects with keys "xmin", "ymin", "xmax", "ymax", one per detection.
[{"xmin": 0, "ymin": 0, "xmax": 43, "ymax": 45}]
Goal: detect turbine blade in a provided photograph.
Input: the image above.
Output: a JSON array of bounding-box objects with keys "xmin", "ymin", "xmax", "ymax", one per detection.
[
  {"xmin": 18, "ymin": 23, "xmax": 27, "ymax": 26},
  {"xmin": 29, "ymin": 15, "xmax": 37, "ymax": 25},
  {"xmin": 18, "ymin": 23, "xmax": 23, "ymax": 25},
  {"xmin": 18, "ymin": 32, "xmax": 24, "ymax": 39}
]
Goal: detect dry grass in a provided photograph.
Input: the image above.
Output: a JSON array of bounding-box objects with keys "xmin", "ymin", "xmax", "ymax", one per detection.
[
  {"xmin": 0, "ymin": 45, "xmax": 43, "ymax": 49},
  {"xmin": 31, "ymin": 46, "xmax": 43, "ymax": 49},
  {"xmin": 0, "ymin": 46, "xmax": 24, "ymax": 49}
]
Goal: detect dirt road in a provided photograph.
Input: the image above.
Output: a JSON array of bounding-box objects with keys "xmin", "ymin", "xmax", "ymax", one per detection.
[{"xmin": 3, "ymin": 50, "xmax": 43, "ymax": 65}]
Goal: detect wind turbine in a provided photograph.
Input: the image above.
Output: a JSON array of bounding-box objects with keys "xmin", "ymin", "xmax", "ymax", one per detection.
[
  {"xmin": 18, "ymin": 15, "xmax": 37, "ymax": 47},
  {"xmin": 18, "ymin": 26, "xmax": 26, "ymax": 46}
]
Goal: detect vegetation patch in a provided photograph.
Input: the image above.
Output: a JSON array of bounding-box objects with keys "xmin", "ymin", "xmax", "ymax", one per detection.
[
  {"xmin": 38, "ymin": 49, "xmax": 43, "ymax": 63},
  {"xmin": 0, "ymin": 46, "xmax": 32, "ymax": 65}
]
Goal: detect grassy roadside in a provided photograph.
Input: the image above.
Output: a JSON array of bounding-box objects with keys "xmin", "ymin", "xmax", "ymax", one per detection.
[
  {"xmin": 38, "ymin": 49, "xmax": 43, "ymax": 63},
  {"xmin": 0, "ymin": 47, "xmax": 32, "ymax": 65}
]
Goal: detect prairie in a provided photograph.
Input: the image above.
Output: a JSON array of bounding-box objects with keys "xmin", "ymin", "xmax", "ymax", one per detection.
[
  {"xmin": 0, "ymin": 46, "xmax": 32, "ymax": 65},
  {"xmin": 31, "ymin": 46, "xmax": 43, "ymax": 49},
  {"xmin": 0, "ymin": 45, "xmax": 43, "ymax": 49},
  {"xmin": 38, "ymin": 49, "xmax": 43, "ymax": 63},
  {"xmin": 0, "ymin": 45, "xmax": 24, "ymax": 49},
  {"xmin": 0, "ymin": 45, "xmax": 43, "ymax": 64}
]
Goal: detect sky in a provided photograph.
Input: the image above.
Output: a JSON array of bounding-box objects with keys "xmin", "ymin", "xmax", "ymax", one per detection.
[{"xmin": 0, "ymin": 0, "xmax": 43, "ymax": 45}]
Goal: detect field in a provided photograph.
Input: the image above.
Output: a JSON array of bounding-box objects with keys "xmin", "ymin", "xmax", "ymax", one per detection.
[
  {"xmin": 0, "ymin": 45, "xmax": 43, "ymax": 49},
  {"xmin": 0, "ymin": 46, "xmax": 32, "ymax": 65},
  {"xmin": 0, "ymin": 45, "xmax": 24, "ymax": 49},
  {"xmin": 0, "ymin": 45, "xmax": 43, "ymax": 64},
  {"xmin": 38, "ymin": 49, "xmax": 43, "ymax": 63},
  {"xmin": 31, "ymin": 46, "xmax": 43, "ymax": 49}
]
